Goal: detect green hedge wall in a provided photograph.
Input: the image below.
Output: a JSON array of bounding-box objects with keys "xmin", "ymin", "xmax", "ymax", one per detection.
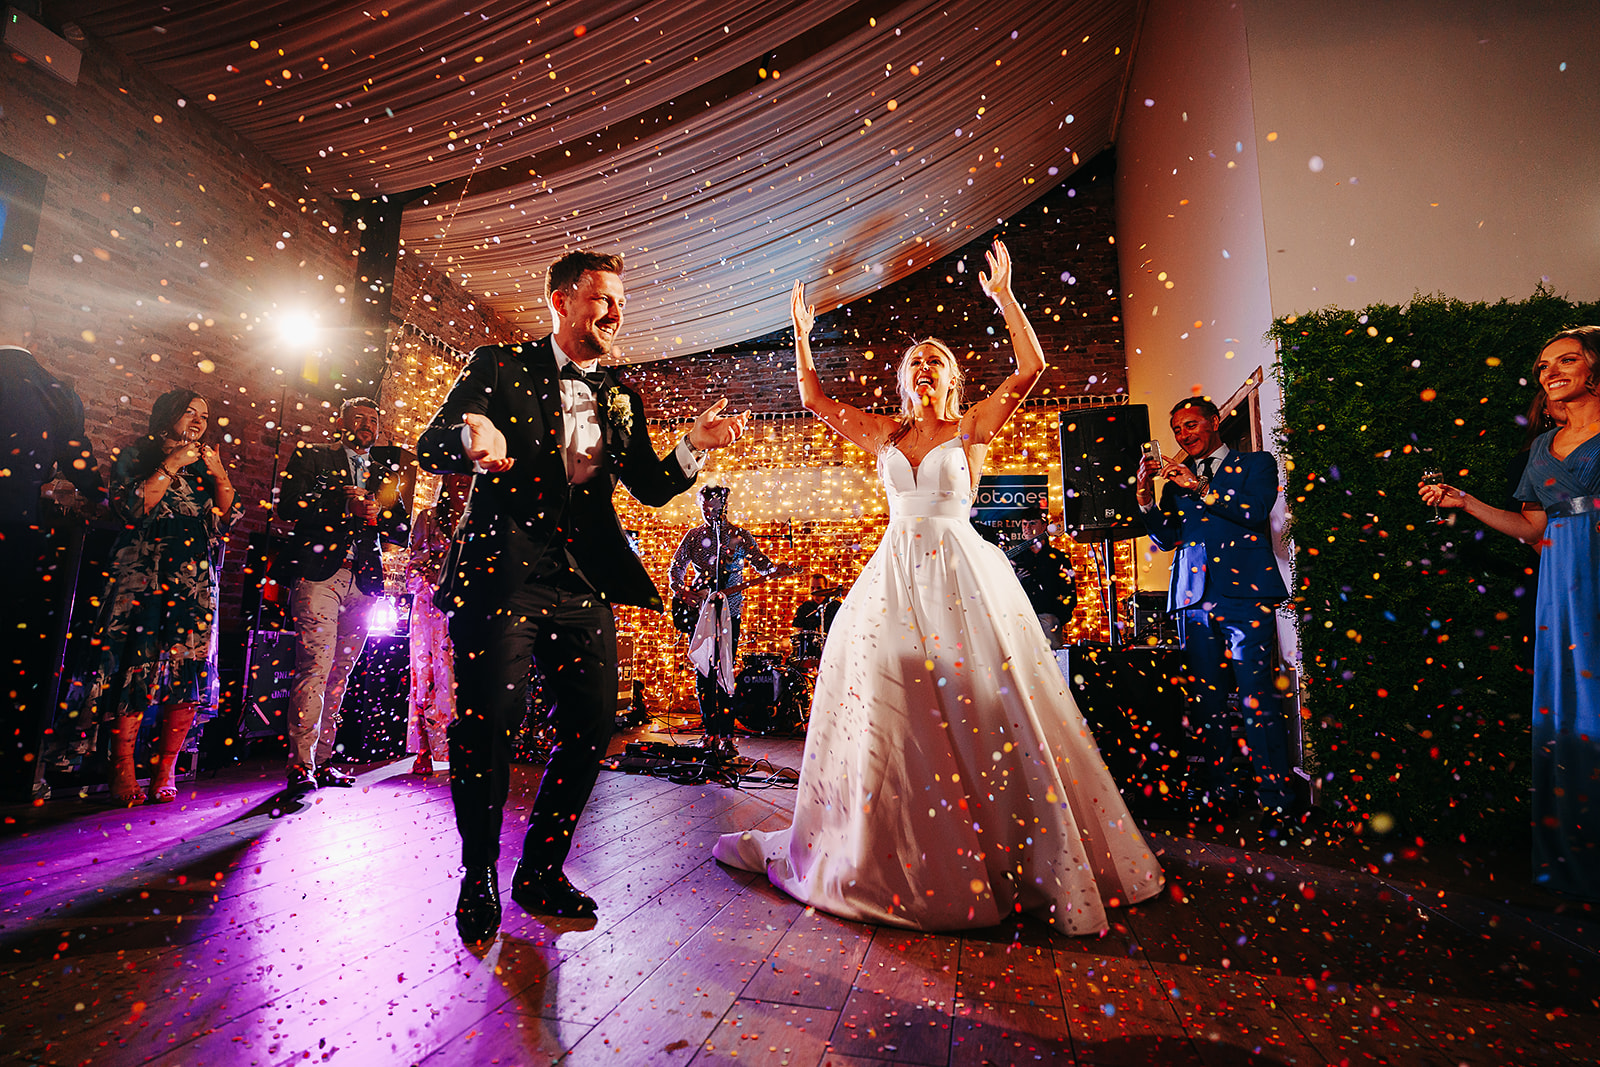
[{"xmin": 1272, "ymin": 289, "xmax": 1600, "ymax": 840}]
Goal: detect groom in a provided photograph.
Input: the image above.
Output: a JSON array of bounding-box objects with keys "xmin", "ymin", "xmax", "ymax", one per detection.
[{"xmin": 419, "ymin": 250, "xmax": 747, "ymax": 941}]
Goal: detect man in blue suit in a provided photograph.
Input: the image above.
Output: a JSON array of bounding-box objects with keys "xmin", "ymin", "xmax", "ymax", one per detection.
[{"xmin": 1137, "ymin": 397, "xmax": 1296, "ymax": 825}]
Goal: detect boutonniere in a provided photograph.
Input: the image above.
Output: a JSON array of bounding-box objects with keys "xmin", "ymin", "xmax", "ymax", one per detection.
[{"xmin": 603, "ymin": 386, "xmax": 634, "ymax": 438}]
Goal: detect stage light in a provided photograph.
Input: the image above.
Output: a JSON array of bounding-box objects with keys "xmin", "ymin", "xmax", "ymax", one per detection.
[
  {"xmin": 275, "ymin": 308, "xmax": 323, "ymax": 350},
  {"xmin": 367, "ymin": 595, "xmax": 401, "ymax": 636}
]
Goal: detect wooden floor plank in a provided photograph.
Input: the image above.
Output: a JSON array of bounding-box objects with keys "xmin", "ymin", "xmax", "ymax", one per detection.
[
  {"xmin": 512, "ymin": 857, "xmax": 759, "ymax": 1027},
  {"xmin": 1055, "ymin": 953, "xmax": 1202, "ymax": 1067},
  {"xmin": 686, "ymin": 998, "xmax": 842, "ymax": 1067},
  {"xmin": 949, "ymin": 997, "xmax": 1077, "ymax": 1065},
  {"xmin": 828, "ymin": 930, "xmax": 958, "ymax": 1065},
  {"xmin": 1151, "ymin": 961, "xmax": 1327, "ymax": 1066},
  {"xmin": 954, "ymin": 937, "xmax": 1062, "ymax": 1007},
  {"xmin": 5, "ymin": 752, "xmax": 1598, "ymax": 1067},
  {"xmin": 416, "ymin": 1008, "xmax": 590, "ymax": 1067},
  {"xmin": 1385, "ymin": 989, "xmax": 1588, "ymax": 1066},
  {"xmin": 1254, "ymin": 976, "xmax": 1451, "ymax": 1066},
  {"xmin": 740, "ymin": 908, "xmax": 875, "ymax": 1011},
  {"xmin": 559, "ymin": 880, "xmax": 805, "ymax": 1065}
]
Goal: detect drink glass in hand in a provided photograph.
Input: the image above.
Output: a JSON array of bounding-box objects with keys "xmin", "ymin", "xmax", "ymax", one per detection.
[
  {"xmin": 1421, "ymin": 467, "xmax": 1446, "ymax": 524},
  {"xmin": 345, "ymin": 486, "xmax": 378, "ymax": 526}
]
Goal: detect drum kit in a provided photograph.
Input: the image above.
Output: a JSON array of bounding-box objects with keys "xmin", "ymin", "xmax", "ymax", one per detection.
[
  {"xmin": 725, "ymin": 578, "xmax": 845, "ymax": 735},
  {"xmin": 729, "ymin": 633, "xmax": 818, "ymax": 736}
]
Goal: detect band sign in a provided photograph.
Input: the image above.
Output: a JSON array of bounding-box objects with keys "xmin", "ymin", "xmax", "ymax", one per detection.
[{"xmin": 972, "ymin": 474, "xmax": 1048, "ymax": 517}]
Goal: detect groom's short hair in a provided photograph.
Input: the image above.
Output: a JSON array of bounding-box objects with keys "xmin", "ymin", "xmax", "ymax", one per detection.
[{"xmin": 547, "ymin": 251, "xmax": 624, "ymax": 301}]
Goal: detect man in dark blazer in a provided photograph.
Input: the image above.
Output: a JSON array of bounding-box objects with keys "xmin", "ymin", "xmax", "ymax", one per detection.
[
  {"xmin": 1137, "ymin": 396, "xmax": 1295, "ymax": 825},
  {"xmin": 418, "ymin": 250, "xmax": 747, "ymax": 942},
  {"xmin": 1, "ymin": 282, "xmax": 104, "ymax": 802},
  {"xmin": 277, "ymin": 397, "xmax": 412, "ymax": 794}
]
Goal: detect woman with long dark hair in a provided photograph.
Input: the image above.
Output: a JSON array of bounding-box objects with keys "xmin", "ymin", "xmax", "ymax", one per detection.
[
  {"xmin": 1422, "ymin": 326, "xmax": 1600, "ymax": 899},
  {"xmin": 89, "ymin": 388, "xmax": 240, "ymax": 805}
]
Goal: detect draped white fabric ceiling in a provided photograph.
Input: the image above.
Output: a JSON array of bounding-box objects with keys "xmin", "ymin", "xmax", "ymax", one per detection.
[{"xmin": 59, "ymin": 0, "xmax": 1140, "ymax": 360}]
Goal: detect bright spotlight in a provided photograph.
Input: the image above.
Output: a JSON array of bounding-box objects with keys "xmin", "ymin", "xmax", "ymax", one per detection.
[
  {"xmin": 366, "ymin": 596, "xmax": 399, "ymax": 637},
  {"xmin": 276, "ymin": 309, "xmax": 322, "ymax": 349}
]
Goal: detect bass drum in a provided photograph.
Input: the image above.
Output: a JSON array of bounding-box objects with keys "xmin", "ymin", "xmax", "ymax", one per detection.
[{"xmin": 732, "ymin": 658, "xmax": 809, "ymax": 736}]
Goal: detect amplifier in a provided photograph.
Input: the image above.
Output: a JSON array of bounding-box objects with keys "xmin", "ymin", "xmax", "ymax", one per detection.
[{"xmin": 623, "ymin": 741, "xmax": 712, "ymax": 761}]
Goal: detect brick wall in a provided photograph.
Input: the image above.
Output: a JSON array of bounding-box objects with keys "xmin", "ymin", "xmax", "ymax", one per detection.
[
  {"xmin": 620, "ymin": 153, "xmax": 1126, "ymax": 420},
  {"xmin": 2, "ymin": 38, "xmax": 513, "ymax": 634}
]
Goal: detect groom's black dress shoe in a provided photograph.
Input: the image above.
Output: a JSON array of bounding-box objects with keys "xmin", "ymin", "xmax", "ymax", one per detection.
[
  {"xmin": 510, "ymin": 863, "xmax": 598, "ymax": 917},
  {"xmin": 455, "ymin": 866, "xmax": 502, "ymax": 942}
]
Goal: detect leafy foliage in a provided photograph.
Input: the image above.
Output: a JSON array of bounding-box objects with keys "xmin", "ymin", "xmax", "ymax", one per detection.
[{"xmin": 1272, "ymin": 290, "xmax": 1600, "ymax": 839}]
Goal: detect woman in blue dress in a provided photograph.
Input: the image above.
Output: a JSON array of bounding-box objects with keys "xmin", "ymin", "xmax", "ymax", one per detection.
[
  {"xmin": 1423, "ymin": 326, "xmax": 1599, "ymax": 900},
  {"xmin": 89, "ymin": 388, "xmax": 241, "ymax": 805}
]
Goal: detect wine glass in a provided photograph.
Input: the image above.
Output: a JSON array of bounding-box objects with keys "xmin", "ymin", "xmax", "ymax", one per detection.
[{"xmin": 1420, "ymin": 467, "xmax": 1446, "ymax": 524}]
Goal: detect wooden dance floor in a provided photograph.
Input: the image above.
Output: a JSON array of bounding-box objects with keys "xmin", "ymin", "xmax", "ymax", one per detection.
[{"xmin": 3, "ymin": 730, "xmax": 1596, "ymax": 1066}]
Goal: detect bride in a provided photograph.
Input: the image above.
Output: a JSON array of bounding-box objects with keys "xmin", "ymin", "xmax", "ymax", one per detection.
[{"xmin": 713, "ymin": 240, "xmax": 1165, "ymax": 933}]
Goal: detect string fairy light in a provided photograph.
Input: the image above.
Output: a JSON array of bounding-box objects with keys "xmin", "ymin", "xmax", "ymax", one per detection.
[{"xmin": 373, "ymin": 319, "xmax": 1135, "ymax": 712}]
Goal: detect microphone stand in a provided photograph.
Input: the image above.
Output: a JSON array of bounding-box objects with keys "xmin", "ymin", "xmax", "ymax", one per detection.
[{"xmin": 1102, "ymin": 538, "xmax": 1121, "ymax": 650}]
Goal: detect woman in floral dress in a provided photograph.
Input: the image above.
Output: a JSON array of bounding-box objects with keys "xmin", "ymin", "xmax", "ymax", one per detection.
[{"xmin": 89, "ymin": 388, "xmax": 240, "ymax": 805}]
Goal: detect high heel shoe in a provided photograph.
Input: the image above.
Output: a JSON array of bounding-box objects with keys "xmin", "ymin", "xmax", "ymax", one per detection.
[
  {"xmin": 146, "ymin": 748, "xmax": 184, "ymax": 804},
  {"xmin": 411, "ymin": 753, "xmax": 435, "ymax": 777},
  {"xmin": 107, "ymin": 788, "xmax": 146, "ymax": 808},
  {"xmin": 108, "ymin": 751, "xmax": 144, "ymax": 809}
]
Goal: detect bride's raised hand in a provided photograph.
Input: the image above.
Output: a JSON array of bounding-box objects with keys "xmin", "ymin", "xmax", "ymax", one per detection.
[
  {"xmin": 978, "ymin": 239, "xmax": 1014, "ymax": 306},
  {"xmin": 791, "ymin": 279, "xmax": 815, "ymax": 337}
]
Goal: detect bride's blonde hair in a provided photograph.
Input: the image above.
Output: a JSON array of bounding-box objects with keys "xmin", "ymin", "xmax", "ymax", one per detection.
[{"xmin": 889, "ymin": 338, "xmax": 963, "ymax": 445}]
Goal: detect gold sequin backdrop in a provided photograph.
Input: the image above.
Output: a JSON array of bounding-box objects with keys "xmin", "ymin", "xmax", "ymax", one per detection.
[{"xmin": 381, "ymin": 332, "xmax": 1134, "ymax": 714}]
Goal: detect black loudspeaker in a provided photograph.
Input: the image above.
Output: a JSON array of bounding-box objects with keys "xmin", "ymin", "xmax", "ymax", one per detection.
[
  {"xmin": 1059, "ymin": 405, "xmax": 1150, "ymax": 541},
  {"xmin": 334, "ymin": 635, "xmax": 410, "ymax": 761},
  {"xmin": 240, "ymin": 629, "xmax": 296, "ymax": 741},
  {"xmin": 1063, "ymin": 643, "xmax": 1191, "ymax": 815},
  {"xmin": 1124, "ymin": 590, "xmax": 1177, "ymax": 646}
]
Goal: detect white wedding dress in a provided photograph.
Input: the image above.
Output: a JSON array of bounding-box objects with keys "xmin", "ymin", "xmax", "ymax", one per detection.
[{"xmin": 714, "ymin": 437, "xmax": 1165, "ymax": 933}]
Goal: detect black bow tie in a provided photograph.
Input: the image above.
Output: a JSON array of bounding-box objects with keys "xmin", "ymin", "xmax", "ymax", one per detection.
[{"xmin": 560, "ymin": 361, "xmax": 607, "ymax": 392}]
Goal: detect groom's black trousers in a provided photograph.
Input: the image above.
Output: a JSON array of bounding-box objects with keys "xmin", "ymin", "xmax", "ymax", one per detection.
[{"xmin": 446, "ymin": 525, "xmax": 617, "ymax": 873}]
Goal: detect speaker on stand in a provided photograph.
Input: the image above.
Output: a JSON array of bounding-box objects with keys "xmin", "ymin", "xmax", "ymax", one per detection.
[
  {"xmin": 240, "ymin": 629, "xmax": 296, "ymax": 746},
  {"xmin": 1058, "ymin": 405, "xmax": 1149, "ymax": 649}
]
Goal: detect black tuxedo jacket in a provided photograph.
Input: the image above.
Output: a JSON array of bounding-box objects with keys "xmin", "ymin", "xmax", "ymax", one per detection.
[
  {"xmin": 417, "ymin": 337, "xmax": 696, "ymax": 612},
  {"xmin": 276, "ymin": 442, "xmax": 413, "ymax": 595}
]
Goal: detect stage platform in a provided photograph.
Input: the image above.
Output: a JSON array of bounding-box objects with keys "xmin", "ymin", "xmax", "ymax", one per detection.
[{"xmin": 2, "ymin": 726, "xmax": 1595, "ymax": 1066}]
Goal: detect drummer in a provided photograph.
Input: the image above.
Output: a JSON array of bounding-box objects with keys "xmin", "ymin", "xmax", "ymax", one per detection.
[{"xmin": 791, "ymin": 573, "xmax": 842, "ymax": 668}]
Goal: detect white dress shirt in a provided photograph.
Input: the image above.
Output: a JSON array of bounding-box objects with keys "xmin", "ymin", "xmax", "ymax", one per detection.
[
  {"xmin": 458, "ymin": 338, "xmax": 705, "ymax": 481},
  {"xmin": 345, "ymin": 446, "xmax": 371, "ymax": 485},
  {"xmin": 551, "ymin": 337, "xmax": 607, "ymax": 486},
  {"xmin": 1193, "ymin": 445, "xmax": 1228, "ymax": 482}
]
